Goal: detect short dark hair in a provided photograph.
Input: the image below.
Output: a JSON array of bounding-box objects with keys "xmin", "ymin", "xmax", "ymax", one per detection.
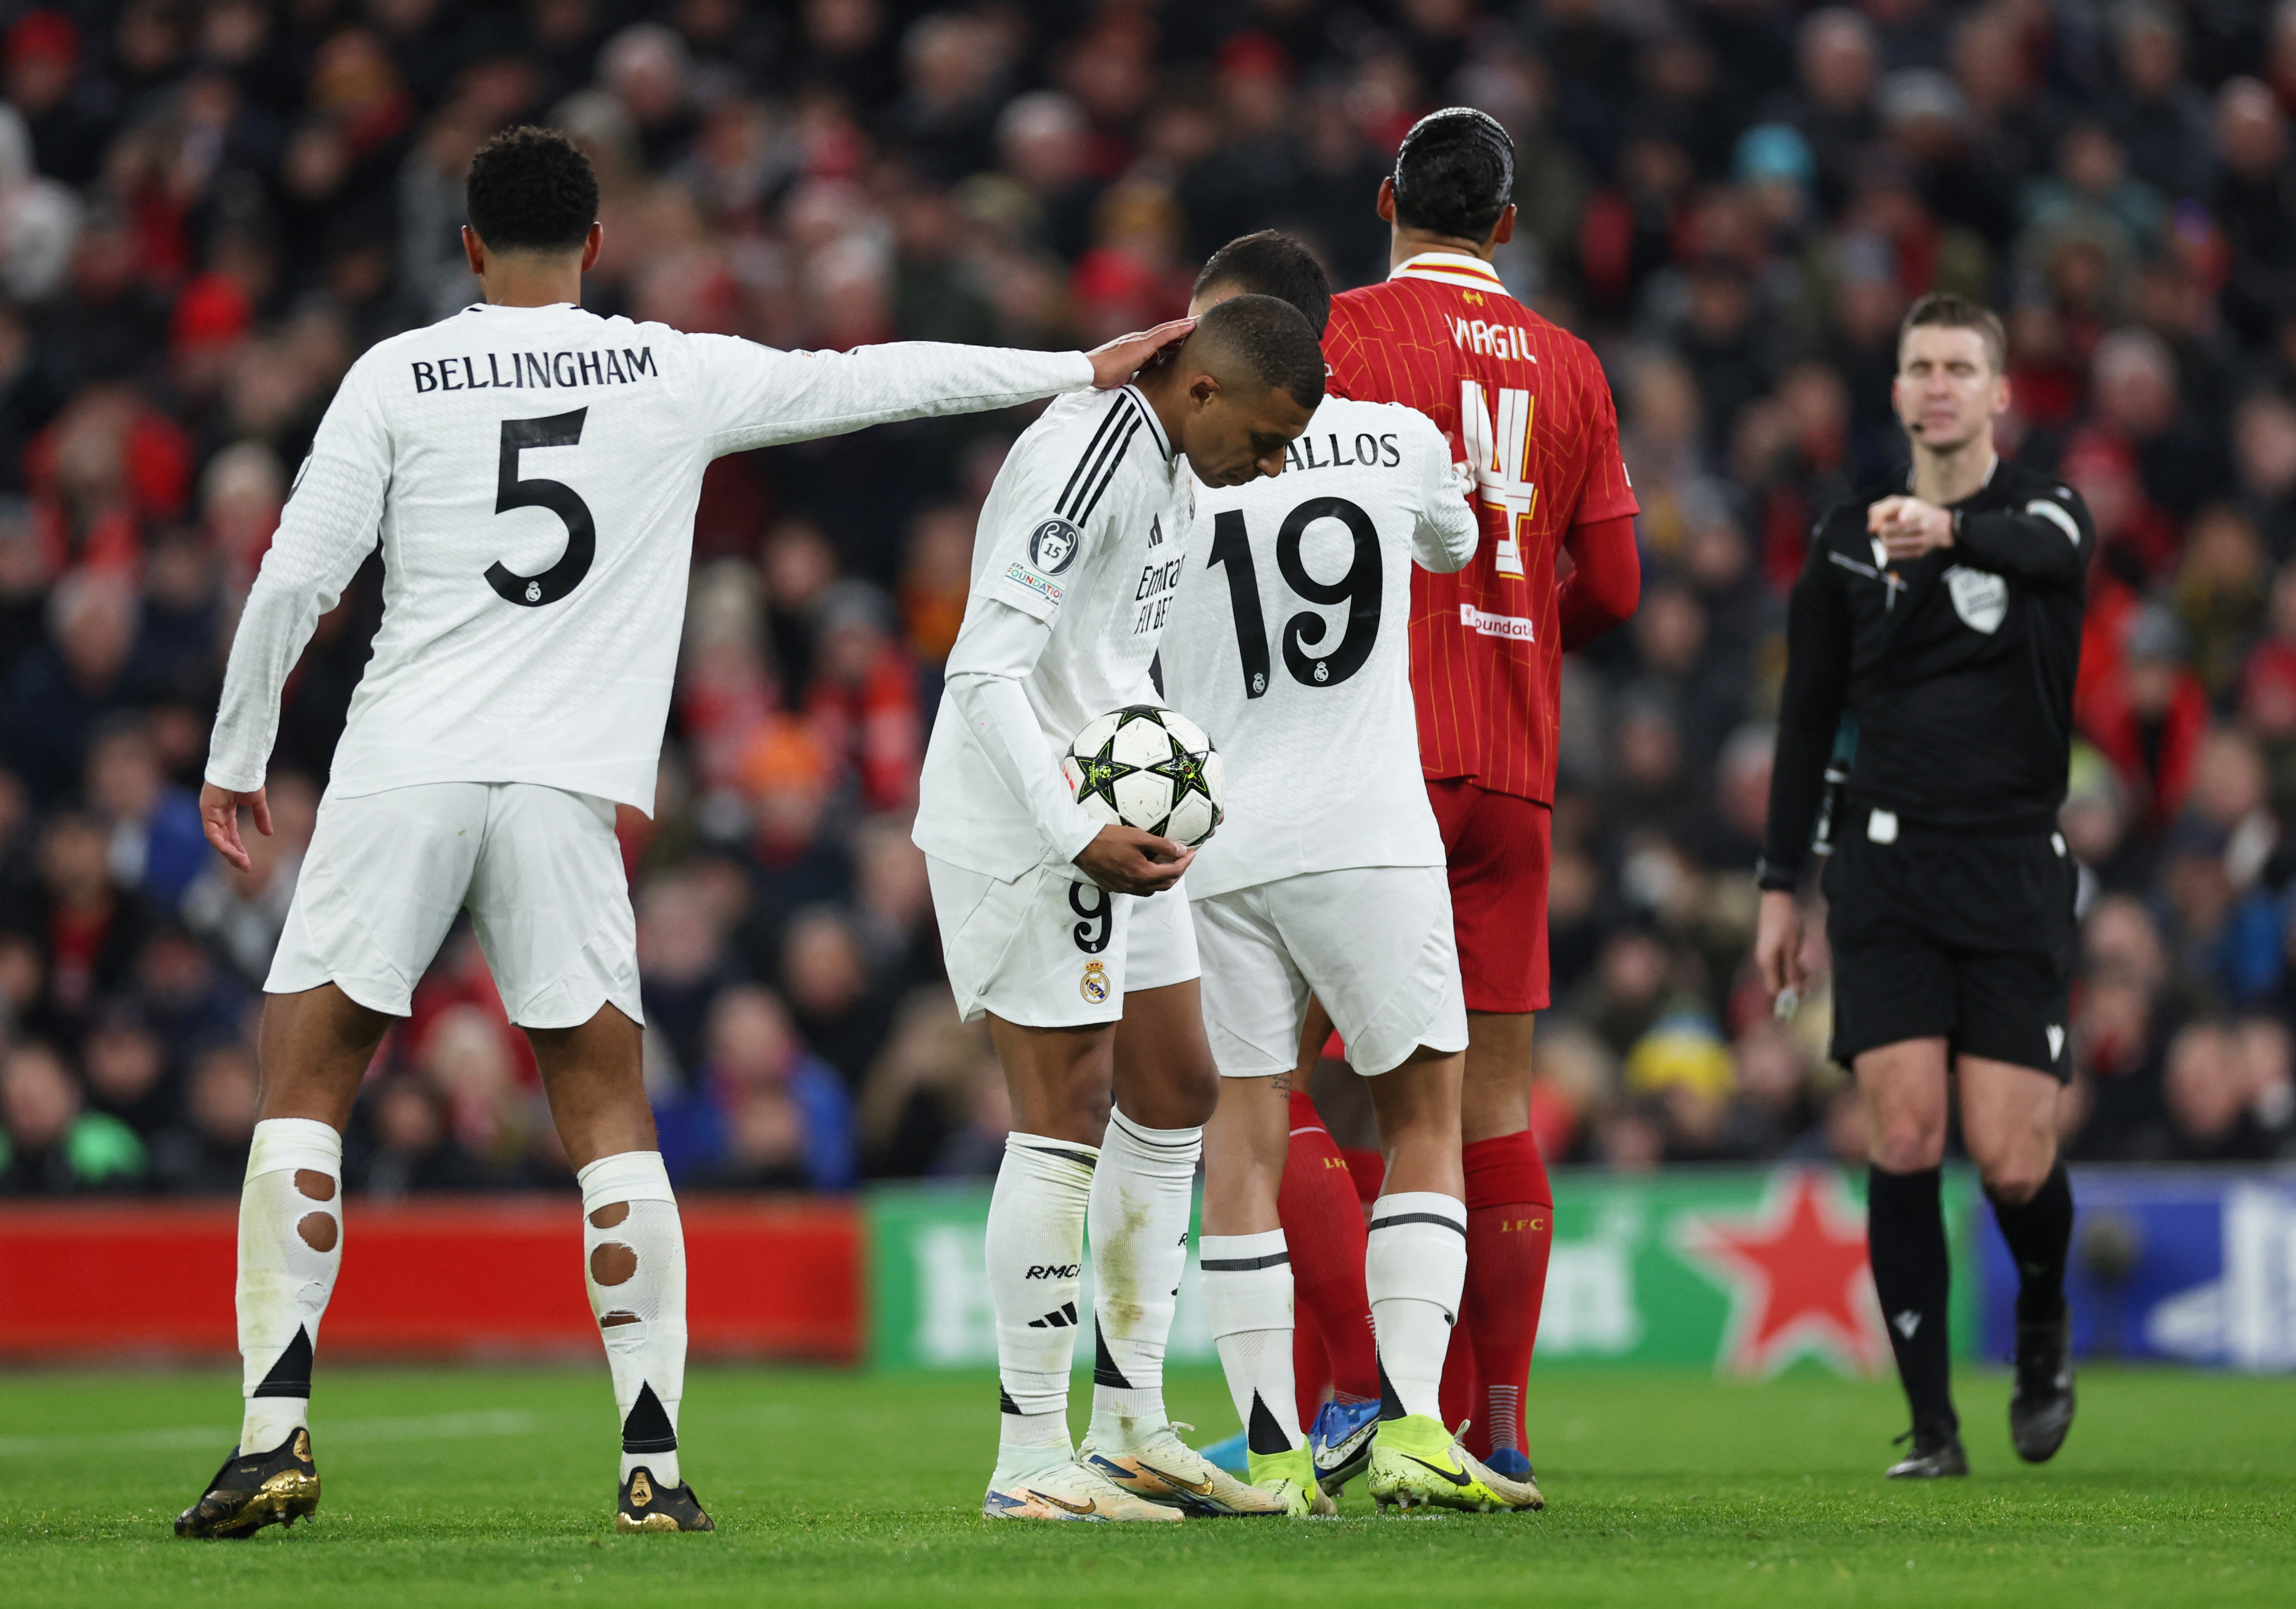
[
  {"xmin": 1899, "ymin": 292, "xmax": 2007, "ymax": 373},
  {"xmin": 1195, "ymin": 293, "xmax": 1326, "ymax": 411},
  {"xmin": 465, "ymin": 126, "xmax": 598, "ymax": 254},
  {"xmin": 1193, "ymin": 231, "xmax": 1332, "ymax": 336},
  {"xmin": 1392, "ymin": 107, "xmax": 1515, "ymax": 243}
]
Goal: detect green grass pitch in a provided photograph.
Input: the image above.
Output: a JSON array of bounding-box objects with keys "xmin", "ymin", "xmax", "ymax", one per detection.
[{"xmin": 2, "ymin": 1364, "xmax": 2289, "ymax": 1607}]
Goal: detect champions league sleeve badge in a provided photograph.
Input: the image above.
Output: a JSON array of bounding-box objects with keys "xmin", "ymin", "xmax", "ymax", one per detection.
[{"xmin": 1029, "ymin": 517, "xmax": 1082, "ymax": 575}]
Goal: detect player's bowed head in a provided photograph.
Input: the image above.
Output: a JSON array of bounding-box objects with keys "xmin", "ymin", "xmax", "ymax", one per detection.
[{"xmin": 1135, "ymin": 292, "xmax": 1323, "ymax": 488}]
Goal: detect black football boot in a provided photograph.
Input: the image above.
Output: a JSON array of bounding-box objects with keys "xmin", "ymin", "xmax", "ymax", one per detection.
[
  {"xmin": 1885, "ymin": 1416, "xmax": 1969, "ymax": 1479},
  {"xmin": 2009, "ymin": 1315, "xmax": 2076, "ymax": 1463},
  {"xmin": 616, "ymin": 1466, "xmax": 716, "ymax": 1533},
  {"xmin": 175, "ymin": 1426, "xmax": 321, "ymax": 1538}
]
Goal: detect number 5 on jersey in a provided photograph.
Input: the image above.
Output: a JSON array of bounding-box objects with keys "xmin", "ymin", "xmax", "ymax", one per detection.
[
  {"xmin": 486, "ymin": 409, "xmax": 596, "ymax": 607},
  {"xmin": 1460, "ymin": 381, "xmax": 1533, "ymax": 579}
]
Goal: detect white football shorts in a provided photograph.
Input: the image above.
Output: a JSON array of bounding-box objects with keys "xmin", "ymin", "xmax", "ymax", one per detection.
[
  {"xmin": 268, "ymin": 781, "xmax": 642, "ymax": 1029},
  {"xmin": 1191, "ymin": 865, "xmax": 1468, "ymax": 1078},
  {"xmin": 925, "ymin": 855, "xmax": 1199, "ymax": 1028}
]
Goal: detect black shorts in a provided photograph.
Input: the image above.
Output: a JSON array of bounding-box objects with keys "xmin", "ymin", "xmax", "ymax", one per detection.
[{"xmin": 1822, "ymin": 814, "xmax": 2076, "ymax": 1080}]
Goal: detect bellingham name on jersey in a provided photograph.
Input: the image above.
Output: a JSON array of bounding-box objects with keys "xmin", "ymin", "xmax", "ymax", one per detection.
[{"xmin": 406, "ymin": 345, "xmax": 660, "ymax": 393}]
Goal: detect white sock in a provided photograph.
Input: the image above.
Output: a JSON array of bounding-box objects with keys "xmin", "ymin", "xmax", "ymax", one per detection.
[
  {"xmin": 988, "ymin": 1132, "xmax": 1097, "ymax": 1478},
  {"xmin": 1199, "ymin": 1230, "xmax": 1301, "ymax": 1455},
  {"xmin": 237, "ymin": 1118, "xmax": 343, "ymax": 1454},
  {"xmin": 1365, "ymin": 1191, "xmax": 1466, "ymax": 1423},
  {"xmin": 579, "ymin": 1151, "xmax": 687, "ymax": 1489},
  {"xmin": 1087, "ymin": 1108, "xmax": 1202, "ymax": 1444}
]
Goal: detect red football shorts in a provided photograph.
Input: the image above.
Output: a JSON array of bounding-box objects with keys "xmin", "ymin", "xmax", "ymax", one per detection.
[{"xmin": 1425, "ymin": 778, "xmax": 1551, "ymax": 1014}]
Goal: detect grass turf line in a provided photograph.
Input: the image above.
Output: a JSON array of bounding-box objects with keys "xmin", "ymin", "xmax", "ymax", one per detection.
[{"xmin": 0, "ymin": 1364, "xmax": 2288, "ymax": 1608}]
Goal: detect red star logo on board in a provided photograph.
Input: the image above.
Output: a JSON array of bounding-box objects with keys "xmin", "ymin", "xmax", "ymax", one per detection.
[{"xmin": 1677, "ymin": 1169, "xmax": 1890, "ymax": 1378}]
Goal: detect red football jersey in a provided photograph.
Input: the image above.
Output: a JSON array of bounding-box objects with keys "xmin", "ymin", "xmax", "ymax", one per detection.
[{"xmin": 1325, "ymin": 251, "xmax": 1638, "ymax": 803}]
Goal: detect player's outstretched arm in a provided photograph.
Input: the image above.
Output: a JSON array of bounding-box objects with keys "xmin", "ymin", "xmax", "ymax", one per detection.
[
  {"xmin": 693, "ymin": 321, "xmax": 1195, "ymax": 457},
  {"xmin": 1085, "ymin": 319, "xmax": 1196, "ymax": 389}
]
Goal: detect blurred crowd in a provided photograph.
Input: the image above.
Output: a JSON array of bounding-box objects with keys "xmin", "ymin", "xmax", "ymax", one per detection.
[{"xmin": 3, "ymin": 0, "xmax": 2296, "ymax": 1197}]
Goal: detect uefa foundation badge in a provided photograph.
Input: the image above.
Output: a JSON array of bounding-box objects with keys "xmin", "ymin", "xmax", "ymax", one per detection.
[{"xmin": 1080, "ymin": 960, "xmax": 1109, "ymax": 1003}]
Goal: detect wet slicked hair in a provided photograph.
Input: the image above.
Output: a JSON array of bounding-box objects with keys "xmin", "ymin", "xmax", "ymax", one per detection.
[
  {"xmin": 1193, "ymin": 293, "xmax": 1326, "ymax": 411},
  {"xmin": 466, "ymin": 126, "xmax": 598, "ymax": 253},
  {"xmin": 1900, "ymin": 292, "xmax": 2007, "ymax": 373},
  {"xmin": 1392, "ymin": 107, "xmax": 1515, "ymax": 242},
  {"xmin": 1192, "ymin": 231, "xmax": 1332, "ymax": 336}
]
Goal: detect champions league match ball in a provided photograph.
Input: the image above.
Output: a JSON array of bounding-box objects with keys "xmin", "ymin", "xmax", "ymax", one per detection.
[{"xmin": 1061, "ymin": 705, "xmax": 1225, "ymax": 848}]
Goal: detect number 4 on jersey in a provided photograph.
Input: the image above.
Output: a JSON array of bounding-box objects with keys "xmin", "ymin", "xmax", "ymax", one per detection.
[{"xmin": 1459, "ymin": 381, "xmax": 1533, "ymax": 578}]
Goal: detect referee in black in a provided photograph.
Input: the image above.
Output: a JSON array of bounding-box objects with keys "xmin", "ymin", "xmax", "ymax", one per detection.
[{"xmin": 1756, "ymin": 294, "xmax": 2088, "ymax": 1479}]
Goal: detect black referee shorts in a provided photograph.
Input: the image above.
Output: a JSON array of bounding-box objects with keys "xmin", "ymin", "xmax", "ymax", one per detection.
[{"xmin": 1822, "ymin": 812, "xmax": 2077, "ymax": 1081}]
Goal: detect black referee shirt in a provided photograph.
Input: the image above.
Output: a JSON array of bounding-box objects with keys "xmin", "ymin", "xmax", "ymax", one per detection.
[{"xmin": 1758, "ymin": 457, "xmax": 2096, "ymax": 890}]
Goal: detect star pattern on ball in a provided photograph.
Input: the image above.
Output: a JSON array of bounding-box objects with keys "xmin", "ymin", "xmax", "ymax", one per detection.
[
  {"xmin": 1074, "ymin": 739, "xmax": 1139, "ymax": 812},
  {"xmin": 1148, "ymin": 737, "xmax": 1216, "ymax": 811}
]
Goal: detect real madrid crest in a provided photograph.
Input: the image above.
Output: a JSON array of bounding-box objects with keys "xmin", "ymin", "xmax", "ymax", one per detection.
[{"xmin": 1079, "ymin": 960, "xmax": 1110, "ymax": 1004}]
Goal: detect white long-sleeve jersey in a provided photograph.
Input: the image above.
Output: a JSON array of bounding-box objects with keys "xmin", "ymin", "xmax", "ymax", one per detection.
[
  {"xmin": 914, "ymin": 384, "xmax": 1194, "ymax": 879},
  {"xmin": 205, "ymin": 301, "xmax": 1094, "ymax": 812},
  {"xmin": 1159, "ymin": 397, "xmax": 1477, "ymax": 899}
]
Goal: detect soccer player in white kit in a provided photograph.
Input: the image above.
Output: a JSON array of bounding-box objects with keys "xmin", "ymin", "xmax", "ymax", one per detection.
[
  {"xmin": 174, "ymin": 126, "xmax": 1191, "ymax": 1539},
  {"xmin": 1161, "ymin": 235, "xmax": 1539, "ymax": 1513},
  {"xmin": 914, "ymin": 294, "xmax": 1326, "ymax": 1522}
]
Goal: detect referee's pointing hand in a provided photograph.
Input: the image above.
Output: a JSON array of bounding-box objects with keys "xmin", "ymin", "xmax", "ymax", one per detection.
[{"xmin": 1867, "ymin": 494, "xmax": 1955, "ymax": 563}]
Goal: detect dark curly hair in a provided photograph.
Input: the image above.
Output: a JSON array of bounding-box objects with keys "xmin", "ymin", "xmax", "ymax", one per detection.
[
  {"xmin": 465, "ymin": 126, "xmax": 598, "ymax": 254},
  {"xmin": 1391, "ymin": 107, "xmax": 1515, "ymax": 244},
  {"xmin": 1192, "ymin": 231, "xmax": 1332, "ymax": 337}
]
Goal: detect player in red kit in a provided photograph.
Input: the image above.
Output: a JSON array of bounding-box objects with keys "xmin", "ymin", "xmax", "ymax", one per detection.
[{"xmin": 1285, "ymin": 108, "xmax": 1641, "ymax": 1497}]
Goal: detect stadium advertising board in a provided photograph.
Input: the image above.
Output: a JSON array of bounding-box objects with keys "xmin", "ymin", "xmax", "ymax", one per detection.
[
  {"xmin": 867, "ymin": 1167, "xmax": 1986, "ymax": 1376},
  {"xmin": 1978, "ymin": 1168, "xmax": 2296, "ymax": 1370}
]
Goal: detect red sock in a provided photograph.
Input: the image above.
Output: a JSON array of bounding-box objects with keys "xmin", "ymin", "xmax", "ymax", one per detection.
[
  {"xmin": 1278, "ymin": 1090, "xmax": 1380, "ymax": 1404},
  {"xmin": 1439, "ymin": 1318, "xmax": 1486, "ymax": 1455},
  {"xmin": 1292, "ymin": 1305, "xmax": 1329, "ymax": 1431},
  {"xmin": 1460, "ymin": 1130, "xmax": 1555, "ymax": 1458}
]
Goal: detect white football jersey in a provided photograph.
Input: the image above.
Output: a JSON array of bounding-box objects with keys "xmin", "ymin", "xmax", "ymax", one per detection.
[
  {"xmin": 914, "ymin": 384, "xmax": 1194, "ymax": 878},
  {"xmin": 1160, "ymin": 397, "xmax": 1476, "ymax": 899},
  {"xmin": 205, "ymin": 301, "xmax": 1093, "ymax": 811}
]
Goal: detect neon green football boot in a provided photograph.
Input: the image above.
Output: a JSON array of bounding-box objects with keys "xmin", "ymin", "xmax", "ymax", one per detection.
[
  {"xmin": 1247, "ymin": 1445, "xmax": 1337, "ymax": 1516},
  {"xmin": 1366, "ymin": 1414, "xmax": 1542, "ymax": 1513}
]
